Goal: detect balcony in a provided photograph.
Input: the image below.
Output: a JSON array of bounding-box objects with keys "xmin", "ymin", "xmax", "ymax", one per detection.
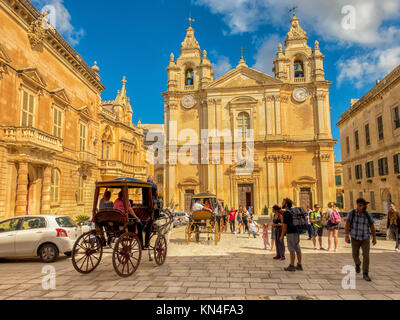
[
  {"xmin": 0, "ymin": 126, "xmax": 63, "ymax": 154},
  {"xmin": 294, "ymin": 77, "xmax": 305, "ymax": 83},
  {"xmin": 77, "ymin": 151, "xmax": 97, "ymax": 167}
]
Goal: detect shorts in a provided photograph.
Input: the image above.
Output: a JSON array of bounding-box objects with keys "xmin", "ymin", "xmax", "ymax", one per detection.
[
  {"xmin": 312, "ymin": 226, "xmax": 323, "ymax": 237},
  {"xmin": 287, "ymin": 233, "xmax": 301, "ymax": 254},
  {"xmin": 327, "ymin": 221, "xmax": 339, "ymax": 231}
]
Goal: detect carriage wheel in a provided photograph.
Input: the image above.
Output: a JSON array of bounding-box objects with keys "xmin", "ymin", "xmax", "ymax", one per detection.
[
  {"xmin": 112, "ymin": 232, "xmax": 142, "ymax": 278},
  {"xmin": 154, "ymin": 235, "xmax": 167, "ymax": 266},
  {"xmin": 72, "ymin": 231, "xmax": 103, "ymax": 274},
  {"xmin": 185, "ymin": 222, "xmax": 193, "ymax": 244}
]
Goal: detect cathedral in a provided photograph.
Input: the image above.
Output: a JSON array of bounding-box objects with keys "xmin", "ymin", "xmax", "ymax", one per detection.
[{"xmin": 160, "ymin": 15, "xmax": 337, "ymax": 214}]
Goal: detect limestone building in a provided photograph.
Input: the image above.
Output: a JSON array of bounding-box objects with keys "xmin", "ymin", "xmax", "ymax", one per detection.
[
  {"xmin": 161, "ymin": 15, "xmax": 337, "ymax": 214},
  {"xmin": 338, "ymin": 65, "xmax": 400, "ymax": 213},
  {"xmin": 334, "ymin": 161, "xmax": 345, "ymax": 210},
  {"xmin": 0, "ymin": 0, "xmax": 147, "ymax": 220}
]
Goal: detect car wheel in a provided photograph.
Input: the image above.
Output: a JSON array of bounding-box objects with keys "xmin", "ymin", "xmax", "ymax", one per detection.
[{"xmin": 39, "ymin": 244, "xmax": 59, "ymax": 263}]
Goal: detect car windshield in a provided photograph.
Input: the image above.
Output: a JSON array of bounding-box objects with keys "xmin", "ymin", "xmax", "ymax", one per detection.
[
  {"xmin": 55, "ymin": 216, "xmax": 76, "ymax": 228},
  {"xmin": 371, "ymin": 213, "xmax": 386, "ymax": 220}
]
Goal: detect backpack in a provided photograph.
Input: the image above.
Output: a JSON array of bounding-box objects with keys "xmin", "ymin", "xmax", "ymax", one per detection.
[
  {"xmin": 330, "ymin": 210, "xmax": 342, "ymax": 224},
  {"xmin": 290, "ymin": 207, "xmax": 308, "ymax": 234}
]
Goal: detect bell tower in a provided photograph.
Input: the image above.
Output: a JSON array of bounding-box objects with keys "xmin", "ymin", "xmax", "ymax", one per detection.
[
  {"xmin": 166, "ymin": 24, "xmax": 213, "ymax": 92},
  {"xmin": 273, "ymin": 14, "xmax": 325, "ymax": 83}
]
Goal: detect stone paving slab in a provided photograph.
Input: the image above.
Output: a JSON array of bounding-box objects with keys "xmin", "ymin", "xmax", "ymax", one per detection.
[{"xmin": 0, "ymin": 227, "xmax": 400, "ymax": 300}]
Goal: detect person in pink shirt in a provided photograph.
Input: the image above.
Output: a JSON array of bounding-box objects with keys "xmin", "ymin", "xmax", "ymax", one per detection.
[
  {"xmin": 262, "ymin": 222, "xmax": 271, "ymax": 250},
  {"xmin": 113, "ymin": 191, "xmax": 141, "ymax": 223}
]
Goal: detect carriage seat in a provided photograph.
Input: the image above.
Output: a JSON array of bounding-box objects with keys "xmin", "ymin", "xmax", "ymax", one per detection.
[
  {"xmin": 95, "ymin": 208, "xmax": 128, "ymax": 225},
  {"xmin": 192, "ymin": 210, "xmax": 213, "ymax": 221}
]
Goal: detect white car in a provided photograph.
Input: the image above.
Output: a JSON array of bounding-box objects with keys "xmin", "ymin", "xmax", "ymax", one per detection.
[
  {"xmin": 0, "ymin": 215, "xmax": 80, "ymax": 263},
  {"xmin": 173, "ymin": 212, "xmax": 190, "ymax": 227}
]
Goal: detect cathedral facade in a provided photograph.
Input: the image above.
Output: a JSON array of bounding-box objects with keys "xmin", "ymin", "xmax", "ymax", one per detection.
[
  {"xmin": 161, "ymin": 15, "xmax": 337, "ymax": 214},
  {"xmin": 0, "ymin": 0, "xmax": 147, "ymax": 219}
]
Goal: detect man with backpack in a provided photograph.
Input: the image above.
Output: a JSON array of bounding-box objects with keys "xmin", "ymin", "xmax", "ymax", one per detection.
[
  {"xmin": 345, "ymin": 198, "xmax": 377, "ymax": 282},
  {"xmin": 280, "ymin": 198, "xmax": 303, "ymax": 272}
]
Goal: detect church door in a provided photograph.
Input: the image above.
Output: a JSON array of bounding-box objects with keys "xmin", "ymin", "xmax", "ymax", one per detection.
[
  {"xmin": 184, "ymin": 189, "xmax": 195, "ymax": 213},
  {"xmin": 299, "ymin": 188, "xmax": 312, "ymax": 210},
  {"xmin": 238, "ymin": 184, "xmax": 254, "ymax": 210}
]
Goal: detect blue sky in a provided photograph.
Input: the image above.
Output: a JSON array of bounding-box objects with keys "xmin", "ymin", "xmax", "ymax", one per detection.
[{"xmin": 32, "ymin": 0, "xmax": 400, "ymax": 161}]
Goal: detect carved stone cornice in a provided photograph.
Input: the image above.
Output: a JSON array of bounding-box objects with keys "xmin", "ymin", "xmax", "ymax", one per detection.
[
  {"xmin": 316, "ymin": 153, "xmax": 331, "ymax": 162},
  {"xmin": 266, "ymin": 154, "xmax": 292, "ymax": 163}
]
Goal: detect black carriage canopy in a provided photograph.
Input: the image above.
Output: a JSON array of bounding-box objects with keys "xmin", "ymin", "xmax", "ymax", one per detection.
[{"xmin": 93, "ymin": 178, "xmax": 154, "ymax": 216}]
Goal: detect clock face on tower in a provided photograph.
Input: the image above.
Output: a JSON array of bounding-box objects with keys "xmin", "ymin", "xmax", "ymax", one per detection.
[
  {"xmin": 181, "ymin": 94, "xmax": 196, "ymax": 109},
  {"xmin": 292, "ymin": 87, "xmax": 309, "ymax": 103}
]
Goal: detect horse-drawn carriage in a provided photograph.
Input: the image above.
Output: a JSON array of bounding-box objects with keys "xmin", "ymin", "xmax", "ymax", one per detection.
[
  {"xmin": 185, "ymin": 192, "xmax": 222, "ymax": 245},
  {"xmin": 71, "ymin": 178, "xmax": 173, "ymax": 278}
]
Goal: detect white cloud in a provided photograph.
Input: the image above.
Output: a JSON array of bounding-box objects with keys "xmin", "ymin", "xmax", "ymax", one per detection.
[
  {"xmin": 252, "ymin": 34, "xmax": 281, "ymax": 76},
  {"xmin": 195, "ymin": 0, "xmax": 400, "ymax": 87},
  {"xmin": 337, "ymin": 46, "xmax": 400, "ymax": 88},
  {"xmin": 211, "ymin": 52, "xmax": 233, "ymax": 78},
  {"xmin": 32, "ymin": 0, "xmax": 84, "ymax": 46}
]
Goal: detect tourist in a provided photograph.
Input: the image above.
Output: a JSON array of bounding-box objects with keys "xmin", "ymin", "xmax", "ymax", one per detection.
[
  {"xmin": 280, "ymin": 198, "xmax": 302, "ymax": 271},
  {"xmin": 306, "ymin": 206, "xmax": 313, "ymax": 240},
  {"xmin": 311, "ymin": 204, "xmax": 325, "ymax": 250},
  {"xmin": 241, "ymin": 207, "xmax": 250, "ymax": 236},
  {"xmin": 236, "ymin": 206, "xmax": 243, "ymax": 234},
  {"xmin": 113, "ymin": 190, "xmax": 141, "ymax": 224},
  {"xmin": 249, "ymin": 219, "xmax": 260, "ymax": 238},
  {"xmin": 345, "ymin": 198, "xmax": 377, "ymax": 282},
  {"xmin": 387, "ymin": 203, "xmax": 400, "ymax": 252},
  {"xmin": 272, "ymin": 205, "xmax": 285, "ymax": 260},
  {"xmin": 325, "ymin": 202, "xmax": 341, "ymax": 252},
  {"xmin": 204, "ymin": 200, "xmax": 212, "ymax": 212},
  {"xmin": 215, "ymin": 201, "xmax": 223, "ymax": 231},
  {"xmin": 99, "ymin": 190, "xmax": 113, "ymax": 209},
  {"xmin": 191, "ymin": 198, "xmax": 205, "ymax": 212},
  {"xmin": 228, "ymin": 208, "xmax": 237, "ymax": 233},
  {"xmin": 262, "ymin": 223, "xmax": 271, "ymax": 250}
]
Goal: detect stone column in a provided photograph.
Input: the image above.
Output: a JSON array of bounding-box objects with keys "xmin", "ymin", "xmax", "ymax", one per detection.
[
  {"xmin": 316, "ymin": 93, "xmax": 325, "ymax": 136},
  {"xmin": 266, "ymin": 155, "xmax": 277, "ymax": 210},
  {"xmin": 266, "ymin": 96, "xmax": 273, "ymax": 136},
  {"xmin": 41, "ymin": 166, "xmax": 52, "ymax": 214},
  {"xmin": 15, "ymin": 161, "xmax": 28, "ymax": 216},
  {"xmin": 274, "ymin": 96, "xmax": 281, "ymax": 135}
]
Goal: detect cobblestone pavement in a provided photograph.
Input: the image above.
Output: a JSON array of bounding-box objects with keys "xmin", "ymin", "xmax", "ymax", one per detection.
[{"xmin": 0, "ymin": 226, "xmax": 400, "ymax": 300}]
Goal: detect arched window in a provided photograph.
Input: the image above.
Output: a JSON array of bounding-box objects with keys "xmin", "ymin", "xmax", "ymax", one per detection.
[
  {"xmin": 237, "ymin": 112, "xmax": 250, "ymax": 138},
  {"xmin": 50, "ymin": 168, "xmax": 60, "ymax": 203},
  {"xmin": 185, "ymin": 68, "xmax": 194, "ymax": 86},
  {"xmin": 294, "ymin": 60, "xmax": 304, "ymax": 78},
  {"xmin": 101, "ymin": 127, "xmax": 113, "ymax": 160}
]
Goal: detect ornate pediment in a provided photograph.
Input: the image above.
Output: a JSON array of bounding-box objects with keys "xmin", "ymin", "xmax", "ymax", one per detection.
[
  {"xmin": 17, "ymin": 68, "xmax": 46, "ymax": 89},
  {"xmin": 78, "ymin": 106, "xmax": 93, "ymax": 121},
  {"xmin": 208, "ymin": 67, "xmax": 281, "ymax": 89},
  {"xmin": 50, "ymin": 88, "xmax": 71, "ymax": 106}
]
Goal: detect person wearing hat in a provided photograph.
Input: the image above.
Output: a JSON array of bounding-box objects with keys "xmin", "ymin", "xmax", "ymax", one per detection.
[{"xmin": 345, "ymin": 198, "xmax": 377, "ymax": 282}]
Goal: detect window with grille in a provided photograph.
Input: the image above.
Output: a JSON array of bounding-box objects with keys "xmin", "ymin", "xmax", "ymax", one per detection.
[
  {"xmin": 378, "ymin": 157, "xmax": 389, "ymax": 176},
  {"xmin": 370, "ymin": 191, "xmax": 376, "ymax": 210},
  {"xmin": 21, "ymin": 90, "xmax": 35, "ymax": 127},
  {"xmin": 354, "ymin": 130, "xmax": 359, "ymax": 150},
  {"xmin": 237, "ymin": 112, "xmax": 250, "ymax": 138},
  {"xmin": 348, "ymin": 167, "xmax": 352, "ymax": 180},
  {"xmin": 365, "ymin": 161, "xmax": 374, "ymax": 178},
  {"xmin": 394, "ymin": 107, "xmax": 400, "ymax": 130},
  {"xmin": 365, "ymin": 124, "xmax": 370, "ymax": 146},
  {"xmin": 52, "ymin": 106, "xmax": 63, "ymax": 138},
  {"xmin": 377, "ymin": 116, "xmax": 384, "ymax": 140},
  {"xmin": 79, "ymin": 123, "xmax": 87, "ymax": 152},
  {"xmin": 394, "ymin": 153, "xmax": 400, "ymax": 174},
  {"xmin": 355, "ymin": 164, "xmax": 362, "ymax": 180},
  {"xmin": 335, "ymin": 175, "xmax": 342, "ymax": 186}
]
